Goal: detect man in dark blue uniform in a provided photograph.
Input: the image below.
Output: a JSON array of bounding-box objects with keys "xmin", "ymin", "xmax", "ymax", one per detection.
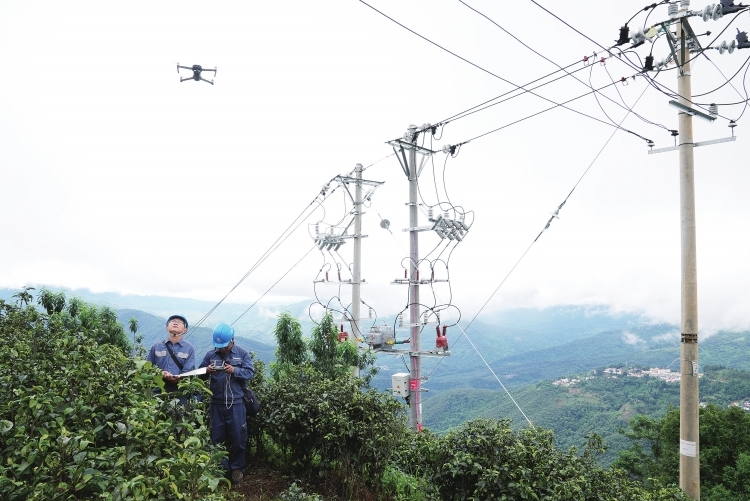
[
  {"xmin": 199, "ymin": 322, "xmax": 254, "ymax": 484},
  {"xmin": 146, "ymin": 314, "xmax": 195, "ymax": 395}
]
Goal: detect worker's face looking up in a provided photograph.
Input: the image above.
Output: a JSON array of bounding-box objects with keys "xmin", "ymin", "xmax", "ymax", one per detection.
[{"xmin": 167, "ymin": 319, "xmax": 187, "ymax": 338}]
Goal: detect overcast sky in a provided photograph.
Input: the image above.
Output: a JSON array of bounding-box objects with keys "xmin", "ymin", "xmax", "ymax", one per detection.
[{"xmin": 2, "ymin": 0, "xmax": 749, "ymax": 333}]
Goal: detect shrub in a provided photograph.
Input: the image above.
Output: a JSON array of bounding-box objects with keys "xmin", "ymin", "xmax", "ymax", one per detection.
[{"xmin": 0, "ymin": 296, "xmax": 227, "ymax": 500}]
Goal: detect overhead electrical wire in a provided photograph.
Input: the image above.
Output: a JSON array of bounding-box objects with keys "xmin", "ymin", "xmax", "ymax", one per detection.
[
  {"xmin": 184, "ymin": 187, "xmax": 339, "ymax": 340},
  {"xmin": 457, "ymin": 0, "xmax": 671, "ymax": 133},
  {"xmin": 358, "ymin": 0, "xmax": 649, "ymax": 139},
  {"xmin": 427, "ymin": 82, "xmax": 651, "ymax": 384},
  {"xmin": 529, "ymin": 0, "xmax": 748, "ymax": 120},
  {"xmin": 462, "ymin": 72, "xmax": 652, "ymax": 144}
]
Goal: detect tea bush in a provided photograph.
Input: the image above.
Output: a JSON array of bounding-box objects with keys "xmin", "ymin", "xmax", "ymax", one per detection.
[{"xmin": 0, "ymin": 295, "xmax": 228, "ymax": 500}]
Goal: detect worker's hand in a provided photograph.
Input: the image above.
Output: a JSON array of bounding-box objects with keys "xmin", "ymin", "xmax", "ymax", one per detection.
[
  {"xmin": 162, "ymin": 370, "xmax": 179, "ymax": 382},
  {"xmin": 224, "ymin": 364, "xmax": 235, "ymax": 375},
  {"xmin": 206, "ymin": 365, "xmax": 216, "ymax": 374}
]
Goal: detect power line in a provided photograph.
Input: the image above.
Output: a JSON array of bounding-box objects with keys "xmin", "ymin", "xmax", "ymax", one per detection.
[
  {"xmin": 184, "ymin": 181, "xmax": 341, "ymax": 340},
  {"xmin": 427, "ymin": 82, "xmax": 650, "ymax": 379},
  {"xmin": 463, "ymin": 73, "xmax": 652, "ymax": 143},
  {"xmin": 358, "ymin": 0, "xmax": 646, "ymax": 138},
  {"xmin": 457, "ymin": 0, "xmax": 670, "ymax": 133}
]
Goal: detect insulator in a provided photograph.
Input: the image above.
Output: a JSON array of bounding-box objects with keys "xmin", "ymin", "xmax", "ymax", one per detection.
[
  {"xmin": 325, "ymin": 271, "xmax": 329, "ymax": 281},
  {"xmin": 398, "ymin": 313, "xmax": 404, "ymax": 328},
  {"xmin": 680, "ymin": 0, "xmax": 690, "ymax": 8},
  {"xmin": 428, "ymin": 207, "xmax": 434, "ymax": 221},
  {"xmin": 431, "ymin": 269, "xmax": 435, "ymax": 281},
  {"xmin": 709, "ymin": 103, "xmax": 718, "ymax": 116},
  {"xmin": 436, "ymin": 311, "xmax": 440, "ymax": 323},
  {"xmin": 458, "ymin": 212, "xmax": 465, "ymax": 222},
  {"xmin": 404, "ymin": 269, "xmax": 407, "ymax": 279},
  {"xmin": 668, "ymin": 3, "xmax": 679, "ymax": 17},
  {"xmin": 423, "ymin": 311, "xmax": 429, "ymax": 324},
  {"xmin": 444, "ymin": 210, "xmax": 450, "ymax": 220},
  {"xmin": 703, "ymin": 4, "xmax": 713, "ymax": 21},
  {"xmin": 719, "ymin": 40, "xmax": 729, "ymax": 54},
  {"xmin": 416, "ymin": 270, "xmax": 419, "ymax": 281},
  {"xmin": 338, "ymin": 271, "xmax": 341, "ymax": 281},
  {"xmin": 712, "ymin": 3, "xmax": 723, "ymax": 20},
  {"xmin": 368, "ymin": 307, "xmax": 373, "ymax": 318},
  {"xmin": 729, "ymin": 39, "xmax": 737, "ymax": 54},
  {"xmin": 315, "ymin": 223, "xmax": 319, "ymax": 235}
]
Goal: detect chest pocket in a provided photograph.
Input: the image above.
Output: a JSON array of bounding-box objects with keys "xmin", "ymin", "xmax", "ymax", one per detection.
[
  {"xmin": 154, "ymin": 350, "xmax": 167, "ymax": 357},
  {"xmin": 177, "ymin": 352, "xmax": 189, "ymax": 359}
]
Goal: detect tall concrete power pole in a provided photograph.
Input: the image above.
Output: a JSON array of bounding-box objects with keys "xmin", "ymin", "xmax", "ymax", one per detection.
[{"xmin": 677, "ymin": 15, "xmax": 700, "ymax": 500}]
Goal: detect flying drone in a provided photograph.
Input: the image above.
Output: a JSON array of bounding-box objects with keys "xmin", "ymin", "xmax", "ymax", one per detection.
[{"xmin": 177, "ymin": 63, "xmax": 217, "ymax": 85}]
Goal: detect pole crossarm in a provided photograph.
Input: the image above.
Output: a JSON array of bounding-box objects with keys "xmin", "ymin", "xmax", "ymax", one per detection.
[
  {"xmin": 648, "ymin": 135, "xmax": 736, "ymax": 154},
  {"xmin": 387, "ymin": 139, "xmax": 438, "ymax": 178}
]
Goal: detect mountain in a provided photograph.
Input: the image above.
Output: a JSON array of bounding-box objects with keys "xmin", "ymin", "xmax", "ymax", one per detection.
[{"xmin": 423, "ymin": 365, "xmax": 750, "ymax": 465}]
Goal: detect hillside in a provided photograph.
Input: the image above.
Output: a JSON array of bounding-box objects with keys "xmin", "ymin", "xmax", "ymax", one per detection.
[{"xmin": 423, "ymin": 365, "xmax": 750, "ymax": 464}]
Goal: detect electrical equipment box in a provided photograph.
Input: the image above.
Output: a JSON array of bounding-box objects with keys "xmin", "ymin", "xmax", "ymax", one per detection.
[
  {"xmin": 391, "ymin": 373, "xmax": 410, "ymax": 397},
  {"xmin": 367, "ymin": 329, "xmax": 383, "ymax": 348},
  {"xmin": 367, "ymin": 324, "xmax": 396, "ymax": 351}
]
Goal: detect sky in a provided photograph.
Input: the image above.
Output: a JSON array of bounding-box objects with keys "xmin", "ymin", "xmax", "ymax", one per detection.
[{"xmin": 2, "ymin": 0, "xmax": 750, "ymax": 333}]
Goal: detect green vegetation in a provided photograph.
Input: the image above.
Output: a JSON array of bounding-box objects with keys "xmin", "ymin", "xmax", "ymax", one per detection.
[
  {"xmin": 424, "ymin": 365, "xmax": 750, "ymax": 465},
  {"xmin": 0, "ymin": 290, "xmax": 227, "ymax": 500},
  {"xmin": 0, "ymin": 292, "xmax": 735, "ymax": 500},
  {"xmin": 615, "ymin": 404, "xmax": 750, "ymax": 500}
]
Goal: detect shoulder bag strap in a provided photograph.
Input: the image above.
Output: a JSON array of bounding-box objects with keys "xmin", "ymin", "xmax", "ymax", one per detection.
[{"xmin": 164, "ymin": 342, "xmax": 185, "ymax": 371}]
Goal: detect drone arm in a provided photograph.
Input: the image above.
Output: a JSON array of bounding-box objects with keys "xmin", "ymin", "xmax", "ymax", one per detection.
[
  {"xmin": 199, "ymin": 77, "xmax": 215, "ymax": 85},
  {"xmin": 179, "ymin": 76, "xmax": 193, "ymax": 82}
]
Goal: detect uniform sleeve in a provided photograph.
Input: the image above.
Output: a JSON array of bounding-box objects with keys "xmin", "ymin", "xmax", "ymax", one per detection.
[
  {"xmin": 146, "ymin": 343, "xmax": 157, "ymax": 365},
  {"xmin": 233, "ymin": 351, "xmax": 255, "ymax": 382}
]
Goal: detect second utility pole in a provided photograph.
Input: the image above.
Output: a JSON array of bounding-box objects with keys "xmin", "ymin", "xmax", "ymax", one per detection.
[
  {"xmin": 677, "ymin": 15, "xmax": 700, "ymax": 500},
  {"xmin": 407, "ymin": 125, "xmax": 422, "ymax": 431}
]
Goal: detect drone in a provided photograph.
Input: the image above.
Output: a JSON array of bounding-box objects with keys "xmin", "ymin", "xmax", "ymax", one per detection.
[{"xmin": 177, "ymin": 63, "xmax": 217, "ymax": 85}]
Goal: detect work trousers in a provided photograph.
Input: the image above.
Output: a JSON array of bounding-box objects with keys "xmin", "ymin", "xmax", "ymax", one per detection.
[{"xmin": 210, "ymin": 401, "xmax": 247, "ymax": 472}]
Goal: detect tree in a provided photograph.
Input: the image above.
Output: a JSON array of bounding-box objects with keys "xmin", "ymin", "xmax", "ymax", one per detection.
[
  {"xmin": 271, "ymin": 311, "xmax": 308, "ymax": 380},
  {"xmin": 11, "ymin": 286, "xmax": 34, "ymax": 307},
  {"xmin": 616, "ymin": 404, "xmax": 750, "ymax": 499},
  {"xmin": 309, "ymin": 312, "xmax": 377, "ymax": 383}
]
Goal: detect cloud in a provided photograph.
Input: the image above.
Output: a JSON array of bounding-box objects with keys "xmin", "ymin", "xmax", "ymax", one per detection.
[{"xmin": 622, "ymin": 331, "xmax": 646, "ymax": 345}]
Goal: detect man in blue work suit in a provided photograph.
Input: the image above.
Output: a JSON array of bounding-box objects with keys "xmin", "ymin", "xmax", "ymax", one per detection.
[
  {"xmin": 146, "ymin": 314, "xmax": 195, "ymax": 397},
  {"xmin": 199, "ymin": 322, "xmax": 255, "ymax": 485}
]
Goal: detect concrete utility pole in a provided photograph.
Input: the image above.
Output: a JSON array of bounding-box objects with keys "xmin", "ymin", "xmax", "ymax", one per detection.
[
  {"xmin": 351, "ymin": 163, "xmax": 364, "ymax": 360},
  {"xmin": 407, "ymin": 125, "xmax": 422, "ymax": 431},
  {"xmin": 677, "ymin": 15, "xmax": 700, "ymax": 500}
]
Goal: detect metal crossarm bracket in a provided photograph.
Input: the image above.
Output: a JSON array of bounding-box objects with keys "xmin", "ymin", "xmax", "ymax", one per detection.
[{"xmin": 387, "ymin": 139, "xmax": 437, "ymax": 178}]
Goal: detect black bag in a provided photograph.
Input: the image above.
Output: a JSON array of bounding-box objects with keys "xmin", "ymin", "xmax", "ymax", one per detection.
[{"xmin": 242, "ymin": 385, "xmax": 261, "ymax": 417}]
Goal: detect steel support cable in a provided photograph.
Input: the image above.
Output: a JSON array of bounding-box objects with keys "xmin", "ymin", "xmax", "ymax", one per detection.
[
  {"xmin": 358, "ymin": 0, "xmax": 638, "ymax": 136},
  {"xmin": 192, "ymin": 247, "xmax": 317, "ymax": 355},
  {"xmin": 184, "ymin": 184, "xmax": 340, "ymax": 340},
  {"xmin": 231, "ymin": 246, "xmax": 317, "ymax": 326},
  {"xmin": 695, "ymin": 51, "xmax": 750, "ymax": 98},
  {"xmin": 427, "ymin": 83, "xmax": 650, "ymax": 382},
  {"xmin": 457, "ymin": 0, "xmax": 670, "ymax": 132}
]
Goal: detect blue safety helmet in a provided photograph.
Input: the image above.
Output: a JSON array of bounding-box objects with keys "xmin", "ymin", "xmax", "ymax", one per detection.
[
  {"xmin": 213, "ymin": 322, "xmax": 234, "ymax": 348},
  {"xmin": 167, "ymin": 314, "xmax": 188, "ymax": 328}
]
